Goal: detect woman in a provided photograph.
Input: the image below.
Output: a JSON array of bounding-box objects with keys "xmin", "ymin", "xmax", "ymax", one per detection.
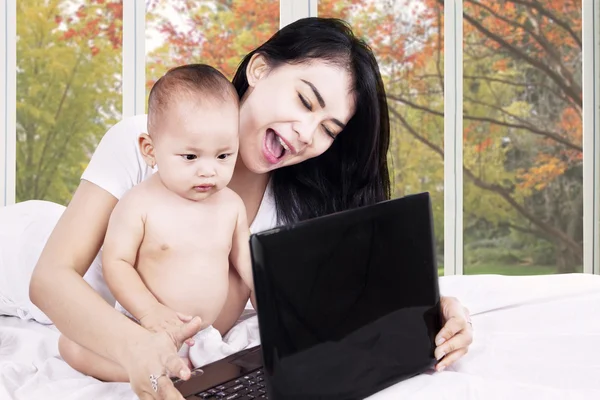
[{"xmin": 17, "ymin": 18, "xmax": 472, "ymax": 399}]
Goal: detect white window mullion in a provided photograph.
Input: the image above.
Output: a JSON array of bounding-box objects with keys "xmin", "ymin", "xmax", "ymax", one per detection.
[
  {"xmin": 308, "ymin": 0, "xmax": 317, "ymax": 17},
  {"xmin": 443, "ymin": 0, "xmax": 464, "ymax": 276},
  {"xmin": 280, "ymin": 0, "xmax": 311, "ymax": 29},
  {"xmin": 0, "ymin": 0, "xmax": 16, "ymax": 207},
  {"xmin": 122, "ymin": 0, "xmax": 145, "ymax": 118},
  {"xmin": 583, "ymin": 0, "xmax": 600, "ymax": 275}
]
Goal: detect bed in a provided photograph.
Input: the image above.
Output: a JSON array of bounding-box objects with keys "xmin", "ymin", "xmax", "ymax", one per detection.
[{"xmin": 2, "ymin": 273, "xmax": 599, "ymax": 400}]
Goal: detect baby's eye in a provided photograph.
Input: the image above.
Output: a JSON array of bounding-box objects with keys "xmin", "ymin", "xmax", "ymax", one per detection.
[
  {"xmin": 218, "ymin": 153, "xmax": 232, "ymax": 160},
  {"xmin": 181, "ymin": 154, "xmax": 197, "ymax": 160}
]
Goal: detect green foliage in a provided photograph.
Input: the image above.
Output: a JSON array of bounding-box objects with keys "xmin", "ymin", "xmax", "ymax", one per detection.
[{"xmin": 16, "ymin": 0, "xmax": 122, "ymax": 205}]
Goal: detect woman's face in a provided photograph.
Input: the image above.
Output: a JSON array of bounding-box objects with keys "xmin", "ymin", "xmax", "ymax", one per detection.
[{"xmin": 238, "ymin": 55, "xmax": 356, "ymax": 174}]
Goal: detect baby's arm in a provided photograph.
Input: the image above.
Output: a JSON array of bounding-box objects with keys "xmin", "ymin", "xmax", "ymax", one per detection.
[
  {"xmin": 102, "ymin": 194, "xmax": 163, "ymax": 321},
  {"xmin": 229, "ymin": 197, "xmax": 255, "ymax": 294}
]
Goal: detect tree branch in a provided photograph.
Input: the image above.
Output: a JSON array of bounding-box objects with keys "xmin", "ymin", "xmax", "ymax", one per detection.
[
  {"xmin": 464, "ymin": 74, "xmax": 579, "ymax": 108},
  {"xmin": 465, "ymin": 0, "xmax": 581, "ymax": 98},
  {"xmin": 462, "ymin": 10, "xmax": 582, "ymax": 107},
  {"xmin": 34, "ymin": 53, "xmax": 82, "ymax": 195},
  {"xmin": 387, "ymin": 94, "xmax": 445, "ymax": 117},
  {"xmin": 463, "ymin": 95, "xmax": 582, "ymax": 152},
  {"xmin": 507, "ymin": 0, "xmax": 582, "ymax": 48},
  {"xmin": 466, "ymin": 113, "xmax": 582, "ymax": 152},
  {"xmin": 435, "ymin": 4, "xmax": 444, "ymax": 94},
  {"xmin": 387, "ymin": 93, "xmax": 582, "ymax": 152},
  {"xmin": 499, "ymin": 222, "xmax": 546, "ymax": 238},
  {"xmin": 389, "ymin": 106, "xmax": 583, "ymax": 259},
  {"xmin": 389, "ymin": 107, "xmax": 444, "ymax": 157},
  {"xmin": 38, "ymin": 119, "xmax": 79, "ymax": 200}
]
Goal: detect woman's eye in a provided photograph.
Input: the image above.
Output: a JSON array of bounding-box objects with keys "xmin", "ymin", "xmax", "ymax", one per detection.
[
  {"xmin": 322, "ymin": 125, "xmax": 336, "ymax": 140},
  {"xmin": 218, "ymin": 153, "xmax": 231, "ymax": 160},
  {"xmin": 181, "ymin": 154, "xmax": 197, "ymax": 160},
  {"xmin": 298, "ymin": 93, "xmax": 312, "ymax": 111}
]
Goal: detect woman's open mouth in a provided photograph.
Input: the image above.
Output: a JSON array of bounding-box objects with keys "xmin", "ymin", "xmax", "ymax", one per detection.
[{"xmin": 263, "ymin": 128, "xmax": 291, "ymax": 165}]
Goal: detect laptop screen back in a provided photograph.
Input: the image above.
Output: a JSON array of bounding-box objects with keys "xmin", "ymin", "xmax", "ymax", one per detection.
[{"xmin": 249, "ymin": 192, "xmax": 442, "ymax": 400}]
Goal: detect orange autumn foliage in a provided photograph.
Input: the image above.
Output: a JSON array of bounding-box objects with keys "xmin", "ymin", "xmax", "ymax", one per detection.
[
  {"xmin": 58, "ymin": 0, "xmax": 122, "ymax": 56},
  {"xmin": 148, "ymin": 0, "xmax": 581, "ymax": 194}
]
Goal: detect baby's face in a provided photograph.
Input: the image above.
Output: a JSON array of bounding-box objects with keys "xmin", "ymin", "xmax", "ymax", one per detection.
[{"xmin": 151, "ymin": 98, "xmax": 239, "ymax": 201}]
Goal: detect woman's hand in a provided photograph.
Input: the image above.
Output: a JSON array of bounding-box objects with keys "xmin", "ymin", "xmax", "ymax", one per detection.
[
  {"xmin": 123, "ymin": 317, "xmax": 203, "ymax": 400},
  {"xmin": 139, "ymin": 303, "xmax": 200, "ymax": 347},
  {"xmin": 434, "ymin": 296, "xmax": 473, "ymax": 371}
]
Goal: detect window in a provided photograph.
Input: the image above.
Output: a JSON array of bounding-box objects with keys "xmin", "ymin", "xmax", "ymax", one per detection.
[
  {"xmin": 15, "ymin": 0, "xmax": 123, "ymax": 205},
  {"xmin": 2, "ymin": 0, "xmax": 598, "ymax": 275},
  {"xmin": 319, "ymin": 0, "xmax": 446, "ymax": 274},
  {"xmin": 462, "ymin": 1, "xmax": 583, "ymax": 275},
  {"xmin": 146, "ymin": 0, "xmax": 279, "ymax": 101}
]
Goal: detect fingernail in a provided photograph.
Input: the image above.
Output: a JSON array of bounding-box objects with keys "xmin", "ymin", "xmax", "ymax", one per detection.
[
  {"xmin": 437, "ymin": 364, "xmax": 446, "ymax": 372},
  {"xmin": 436, "ymin": 351, "xmax": 445, "ymax": 361},
  {"xmin": 436, "ymin": 337, "xmax": 446, "ymax": 346}
]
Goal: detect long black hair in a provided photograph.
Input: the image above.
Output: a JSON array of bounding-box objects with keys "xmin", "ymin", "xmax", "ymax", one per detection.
[{"xmin": 232, "ymin": 17, "xmax": 390, "ymax": 224}]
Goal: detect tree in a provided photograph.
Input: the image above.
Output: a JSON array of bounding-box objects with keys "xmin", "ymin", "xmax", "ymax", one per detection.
[
  {"xmin": 146, "ymin": 0, "xmax": 280, "ymax": 86},
  {"xmin": 147, "ymin": 0, "xmax": 582, "ymax": 272},
  {"xmin": 332, "ymin": 0, "xmax": 582, "ymax": 272},
  {"xmin": 16, "ymin": 0, "xmax": 122, "ymax": 205}
]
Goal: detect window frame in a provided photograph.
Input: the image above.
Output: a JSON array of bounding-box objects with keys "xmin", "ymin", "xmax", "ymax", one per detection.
[{"xmin": 1, "ymin": 0, "xmax": 598, "ymax": 275}]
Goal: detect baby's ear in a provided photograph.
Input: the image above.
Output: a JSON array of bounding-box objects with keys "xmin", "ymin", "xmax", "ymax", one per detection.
[{"xmin": 138, "ymin": 133, "xmax": 156, "ymax": 168}]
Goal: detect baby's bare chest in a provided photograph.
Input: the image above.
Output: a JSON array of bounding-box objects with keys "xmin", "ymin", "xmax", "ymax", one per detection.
[{"xmin": 141, "ymin": 203, "xmax": 238, "ymax": 256}]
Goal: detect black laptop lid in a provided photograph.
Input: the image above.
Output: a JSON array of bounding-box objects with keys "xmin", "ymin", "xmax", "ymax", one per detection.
[{"xmin": 249, "ymin": 192, "xmax": 442, "ymax": 400}]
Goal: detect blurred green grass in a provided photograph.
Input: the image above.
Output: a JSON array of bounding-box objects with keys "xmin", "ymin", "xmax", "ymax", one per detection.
[{"xmin": 437, "ymin": 264, "xmax": 557, "ymax": 277}]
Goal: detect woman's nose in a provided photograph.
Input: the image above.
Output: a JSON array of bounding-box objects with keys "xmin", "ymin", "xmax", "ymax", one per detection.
[{"xmin": 294, "ymin": 119, "xmax": 318, "ymax": 148}]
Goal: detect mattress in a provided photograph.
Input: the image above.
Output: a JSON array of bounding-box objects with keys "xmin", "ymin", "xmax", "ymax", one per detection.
[{"xmin": 1, "ymin": 274, "xmax": 599, "ymax": 400}]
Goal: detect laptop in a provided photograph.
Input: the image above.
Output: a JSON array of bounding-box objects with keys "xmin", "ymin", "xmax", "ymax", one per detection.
[{"xmin": 174, "ymin": 192, "xmax": 442, "ymax": 399}]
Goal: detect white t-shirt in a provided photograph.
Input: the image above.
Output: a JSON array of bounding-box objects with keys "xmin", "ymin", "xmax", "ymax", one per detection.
[{"xmin": 81, "ymin": 114, "xmax": 278, "ymax": 233}]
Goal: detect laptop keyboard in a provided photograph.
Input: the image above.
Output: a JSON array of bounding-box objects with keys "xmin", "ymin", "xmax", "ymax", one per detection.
[{"xmin": 194, "ymin": 368, "xmax": 268, "ymax": 399}]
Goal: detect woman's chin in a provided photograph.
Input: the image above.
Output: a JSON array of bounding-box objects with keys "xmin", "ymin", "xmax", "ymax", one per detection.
[{"xmin": 239, "ymin": 151, "xmax": 275, "ymax": 175}]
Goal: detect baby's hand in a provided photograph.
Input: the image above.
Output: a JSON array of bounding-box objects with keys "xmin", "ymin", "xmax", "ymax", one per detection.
[{"xmin": 138, "ymin": 303, "xmax": 200, "ymax": 347}]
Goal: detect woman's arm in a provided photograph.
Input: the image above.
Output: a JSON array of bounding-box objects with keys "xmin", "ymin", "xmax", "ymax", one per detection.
[
  {"xmin": 29, "ymin": 180, "xmax": 137, "ymax": 361},
  {"xmin": 229, "ymin": 199, "xmax": 255, "ymax": 293},
  {"xmin": 29, "ymin": 180, "xmax": 200, "ymax": 398}
]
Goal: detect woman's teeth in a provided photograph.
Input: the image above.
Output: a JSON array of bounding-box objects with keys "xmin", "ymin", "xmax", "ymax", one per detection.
[{"xmin": 277, "ymin": 136, "xmax": 290, "ymax": 152}]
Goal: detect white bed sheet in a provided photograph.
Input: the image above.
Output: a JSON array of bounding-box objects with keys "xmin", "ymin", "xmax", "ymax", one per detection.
[{"xmin": 1, "ymin": 273, "xmax": 599, "ymax": 400}]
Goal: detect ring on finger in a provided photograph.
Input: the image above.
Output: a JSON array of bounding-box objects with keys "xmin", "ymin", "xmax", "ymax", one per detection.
[
  {"xmin": 149, "ymin": 373, "xmax": 167, "ymax": 392},
  {"xmin": 466, "ymin": 314, "xmax": 473, "ymax": 328}
]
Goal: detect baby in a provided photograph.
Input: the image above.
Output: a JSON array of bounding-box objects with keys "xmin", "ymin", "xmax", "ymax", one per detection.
[{"xmin": 59, "ymin": 64, "xmax": 254, "ymax": 381}]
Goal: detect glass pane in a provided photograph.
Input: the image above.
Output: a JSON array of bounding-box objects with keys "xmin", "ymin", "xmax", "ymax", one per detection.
[
  {"xmin": 462, "ymin": 1, "xmax": 583, "ymax": 274},
  {"xmin": 319, "ymin": 0, "xmax": 445, "ymax": 275},
  {"xmin": 16, "ymin": 0, "xmax": 123, "ymax": 204},
  {"xmin": 146, "ymin": 0, "xmax": 279, "ymax": 101}
]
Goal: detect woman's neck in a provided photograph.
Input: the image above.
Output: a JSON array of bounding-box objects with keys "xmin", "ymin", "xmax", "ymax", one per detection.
[{"xmin": 229, "ymin": 158, "xmax": 271, "ymax": 225}]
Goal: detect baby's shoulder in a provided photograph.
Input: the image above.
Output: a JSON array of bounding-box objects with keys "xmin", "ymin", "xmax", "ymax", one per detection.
[
  {"xmin": 214, "ymin": 187, "xmax": 244, "ymax": 206},
  {"xmin": 115, "ymin": 178, "xmax": 155, "ymax": 212},
  {"xmin": 208, "ymin": 188, "xmax": 244, "ymax": 218}
]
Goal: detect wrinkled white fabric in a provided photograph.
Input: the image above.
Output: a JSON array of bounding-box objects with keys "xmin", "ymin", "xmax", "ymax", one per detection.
[
  {"xmin": 1, "ymin": 274, "xmax": 599, "ymax": 400},
  {"xmin": 114, "ymin": 301, "xmax": 261, "ymax": 369},
  {"xmin": 0, "ymin": 201, "xmax": 113, "ymax": 324},
  {"xmin": 0, "ymin": 314, "xmax": 259, "ymax": 400}
]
